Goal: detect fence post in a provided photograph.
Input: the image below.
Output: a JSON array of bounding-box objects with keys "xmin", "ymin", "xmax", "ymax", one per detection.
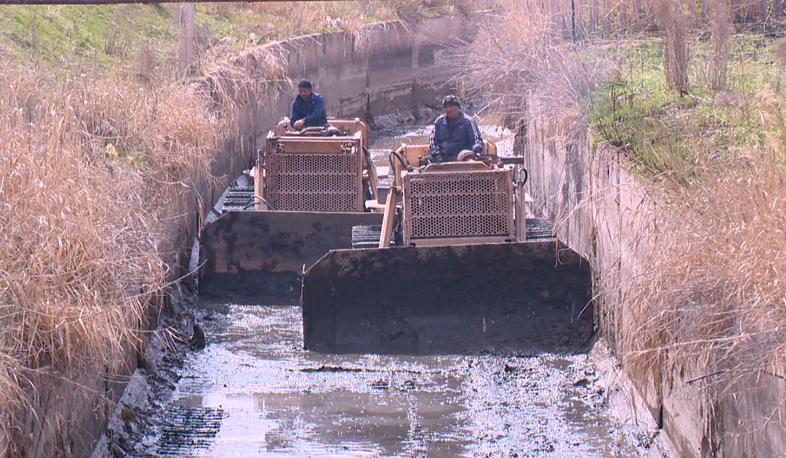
[{"xmin": 178, "ymin": 3, "xmax": 196, "ymax": 76}]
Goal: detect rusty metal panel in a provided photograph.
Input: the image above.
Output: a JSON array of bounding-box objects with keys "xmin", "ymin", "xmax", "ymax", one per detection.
[
  {"xmin": 403, "ymin": 168, "xmax": 514, "ymax": 245},
  {"xmin": 199, "ymin": 211, "xmax": 383, "ymax": 304},
  {"xmin": 302, "ymin": 241, "xmax": 594, "ymax": 354}
]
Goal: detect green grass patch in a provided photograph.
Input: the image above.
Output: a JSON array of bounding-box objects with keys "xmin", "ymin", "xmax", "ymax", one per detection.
[
  {"xmin": 0, "ymin": 5, "xmax": 176, "ymax": 70},
  {"xmin": 0, "ymin": 2, "xmax": 454, "ymax": 73},
  {"xmin": 588, "ymin": 33, "xmax": 784, "ymax": 180}
]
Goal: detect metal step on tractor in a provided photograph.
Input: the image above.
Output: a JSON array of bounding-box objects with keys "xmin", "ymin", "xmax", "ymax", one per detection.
[
  {"xmin": 198, "ymin": 118, "xmax": 384, "ymax": 304},
  {"xmin": 301, "ymin": 142, "xmax": 594, "ymax": 354}
]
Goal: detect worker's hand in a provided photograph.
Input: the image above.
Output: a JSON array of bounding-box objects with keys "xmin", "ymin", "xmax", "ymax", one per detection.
[
  {"xmin": 473, "ymin": 146, "xmax": 483, "ymax": 155},
  {"xmin": 293, "ymin": 119, "xmax": 305, "ymax": 130},
  {"xmin": 419, "ymin": 154, "xmax": 434, "ymax": 167}
]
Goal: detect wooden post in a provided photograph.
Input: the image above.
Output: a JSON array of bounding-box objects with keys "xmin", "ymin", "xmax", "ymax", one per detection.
[
  {"xmin": 573, "ymin": 0, "xmax": 585, "ymax": 39},
  {"xmin": 178, "ymin": 3, "xmax": 196, "ymax": 76},
  {"xmin": 757, "ymin": 0, "xmax": 767, "ymax": 21}
]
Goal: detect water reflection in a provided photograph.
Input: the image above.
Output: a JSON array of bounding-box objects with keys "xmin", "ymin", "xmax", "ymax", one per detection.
[{"xmin": 156, "ymin": 301, "xmax": 649, "ymax": 457}]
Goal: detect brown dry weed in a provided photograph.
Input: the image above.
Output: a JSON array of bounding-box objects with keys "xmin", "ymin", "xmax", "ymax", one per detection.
[
  {"xmin": 624, "ymin": 85, "xmax": 786, "ymax": 391},
  {"xmin": 0, "ymin": 57, "xmax": 219, "ymax": 450}
]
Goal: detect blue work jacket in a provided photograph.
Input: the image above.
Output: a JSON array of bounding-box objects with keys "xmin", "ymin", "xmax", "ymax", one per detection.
[
  {"xmin": 427, "ymin": 112, "xmax": 484, "ymax": 162},
  {"xmin": 290, "ymin": 92, "xmax": 328, "ymax": 128}
]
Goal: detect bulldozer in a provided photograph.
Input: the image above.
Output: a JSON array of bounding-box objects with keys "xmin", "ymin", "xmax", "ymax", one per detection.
[
  {"xmin": 198, "ymin": 118, "xmax": 384, "ymax": 304},
  {"xmin": 301, "ymin": 142, "xmax": 594, "ymax": 354}
]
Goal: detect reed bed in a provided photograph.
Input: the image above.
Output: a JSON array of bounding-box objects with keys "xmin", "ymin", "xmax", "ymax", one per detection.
[
  {"xmin": 458, "ymin": 0, "xmax": 609, "ymax": 133},
  {"xmin": 459, "ymin": 0, "xmax": 786, "ymax": 406},
  {"xmin": 625, "ymin": 86, "xmax": 786, "ymax": 389},
  {"xmin": 1, "ymin": 0, "xmax": 784, "ymax": 452},
  {"xmin": 0, "ymin": 58, "xmax": 218, "ymax": 451}
]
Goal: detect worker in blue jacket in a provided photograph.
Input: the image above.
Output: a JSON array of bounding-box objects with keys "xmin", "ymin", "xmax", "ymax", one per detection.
[
  {"xmin": 290, "ymin": 79, "xmax": 328, "ymax": 130},
  {"xmin": 426, "ymin": 95, "xmax": 484, "ymax": 163}
]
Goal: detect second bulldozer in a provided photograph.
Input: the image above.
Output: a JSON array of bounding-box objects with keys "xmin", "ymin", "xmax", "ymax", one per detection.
[{"xmin": 199, "ymin": 118, "xmax": 383, "ymax": 304}]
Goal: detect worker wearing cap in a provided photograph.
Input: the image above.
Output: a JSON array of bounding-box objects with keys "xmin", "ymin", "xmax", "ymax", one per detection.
[
  {"xmin": 426, "ymin": 95, "xmax": 484, "ymax": 163},
  {"xmin": 290, "ymin": 79, "xmax": 328, "ymax": 130}
]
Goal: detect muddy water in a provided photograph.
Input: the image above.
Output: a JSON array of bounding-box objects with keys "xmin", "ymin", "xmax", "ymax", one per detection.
[{"xmin": 148, "ymin": 302, "xmax": 658, "ymax": 457}]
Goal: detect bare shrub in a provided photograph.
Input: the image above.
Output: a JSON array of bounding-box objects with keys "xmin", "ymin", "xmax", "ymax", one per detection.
[
  {"xmin": 709, "ymin": 0, "xmax": 732, "ymax": 91},
  {"xmin": 134, "ymin": 39, "xmax": 162, "ymax": 85},
  {"xmin": 658, "ymin": 0, "xmax": 689, "ymax": 94},
  {"xmin": 457, "ymin": 0, "xmax": 609, "ymax": 136}
]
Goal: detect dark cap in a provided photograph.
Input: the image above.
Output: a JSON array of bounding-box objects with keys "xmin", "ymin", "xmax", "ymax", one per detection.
[
  {"xmin": 297, "ymin": 79, "xmax": 313, "ymax": 90},
  {"xmin": 442, "ymin": 95, "xmax": 461, "ymax": 108}
]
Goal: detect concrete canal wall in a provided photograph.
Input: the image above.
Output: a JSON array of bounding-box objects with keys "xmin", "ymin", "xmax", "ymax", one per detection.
[{"xmin": 522, "ymin": 111, "xmax": 786, "ymax": 458}]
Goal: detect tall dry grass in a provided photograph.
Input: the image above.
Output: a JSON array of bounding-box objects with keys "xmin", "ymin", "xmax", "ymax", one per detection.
[
  {"xmin": 709, "ymin": 0, "xmax": 732, "ymax": 91},
  {"xmin": 460, "ymin": 0, "xmax": 786, "ymax": 421},
  {"xmin": 624, "ymin": 86, "xmax": 786, "ymax": 394},
  {"xmin": 658, "ymin": 0, "xmax": 689, "ymax": 94},
  {"xmin": 0, "ymin": 57, "xmax": 218, "ymax": 452}
]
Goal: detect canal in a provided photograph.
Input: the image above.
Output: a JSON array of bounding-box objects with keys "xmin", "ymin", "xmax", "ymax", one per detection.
[{"xmin": 92, "ymin": 124, "xmax": 673, "ymax": 458}]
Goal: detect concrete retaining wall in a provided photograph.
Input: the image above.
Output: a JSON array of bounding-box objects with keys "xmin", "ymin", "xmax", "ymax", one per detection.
[{"xmin": 523, "ymin": 112, "xmax": 786, "ymax": 458}]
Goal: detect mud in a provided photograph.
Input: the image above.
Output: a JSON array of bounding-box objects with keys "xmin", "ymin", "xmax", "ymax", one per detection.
[
  {"xmin": 93, "ymin": 296, "xmax": 673, "ymax": 458},
  {"xmin": 199, "ymin": 211, "xmax": 383, "ymax": 304}
]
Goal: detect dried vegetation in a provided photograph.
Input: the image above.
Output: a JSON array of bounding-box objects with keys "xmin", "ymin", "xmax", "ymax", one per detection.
[
  {"xmin": 459, "ymin": 0, "xmax": 786, "ymax": 417},
  {"xmin": 0, "ymin": 56, "xmax": 218, "ymax": 453},
  {"xmin": 624, "ymin": 87, "xmax": 786, "ymax": 390},
  {"xmin": 4, "ymin": 0, "xmax": 786, "ymax": 452},
  {"xmin": 0, "ymin": 1, "xmax": 473, "ymax": 454}
]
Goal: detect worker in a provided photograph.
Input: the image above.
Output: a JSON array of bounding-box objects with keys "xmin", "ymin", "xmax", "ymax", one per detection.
[
  {"xmin": 425, "ymin": 95, "xmax": 484, "ymax": 163},
  {"xmin": 290, "ymin": 79, "xmax": 328, "ymax": 130}
]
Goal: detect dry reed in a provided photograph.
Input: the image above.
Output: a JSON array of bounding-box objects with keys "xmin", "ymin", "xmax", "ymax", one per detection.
[
  {"xmin": 0, "ymin": 56, "xmax": 218, "ymax": 452},
  {"xmin": 658, "ymin": 0, "xmax": 690, "ymax": 94},
  {"xmin": 709, "ymin": 0, "xmax": 732, "ymax": 91},
  {"xmin": 623, "ymin": 85, "xmax": 786, "ymax": 392},
  {"xmin": 457, "ymin": 0, "xmax": 610, "ymax": 135},
  {"xmin": 460, "ymin": 0, "xmax": 786, "ymax": 417}
]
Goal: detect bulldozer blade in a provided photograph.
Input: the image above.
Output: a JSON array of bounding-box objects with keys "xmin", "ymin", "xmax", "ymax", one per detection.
[
  {"xmin": 302, "ymin": 242, "xmax": 593, "ymax": 354},
  {"xmin": 199, "ymin": 211, "xmax": 383, "ymax": 304}
]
